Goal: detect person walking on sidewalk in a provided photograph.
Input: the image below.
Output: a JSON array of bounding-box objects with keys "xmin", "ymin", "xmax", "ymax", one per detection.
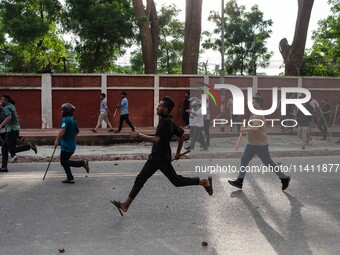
[
  {"xmin": 186, "ymin": 98, "xmax": 208, "ymax": 151},
  {"xmin": 115, "ymin": 92, "xmax": 135, "ymax": 133},
  {"xmin": 228, "ymin": 96, "xmax": 291, "ymax": 190},
  {"xmin": 297, "ymin": 101, "xmax": 314, "ymax": 149},
  {"xmin": 318, "ymin": 98, "xmax": 331, "ymax": 140},
  {"xmin": 54, "ymin": 103, "xmax": 89, "ymax": 184},
  {"xmin": 110, "ymin": 96, "xmax": 213, "ymax": 216},
  {"xmin": 91, "ymin": 93, "xmax": 114, "ymax": 133},
  {"xmin": 0, "ymin": 95, "xmax": 37, "ymax": 172}
]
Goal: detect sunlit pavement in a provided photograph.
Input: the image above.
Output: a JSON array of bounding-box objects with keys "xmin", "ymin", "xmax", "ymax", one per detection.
[{"xmin": 1, "ymin": 157, "xmax": 339, "ymax": 255}]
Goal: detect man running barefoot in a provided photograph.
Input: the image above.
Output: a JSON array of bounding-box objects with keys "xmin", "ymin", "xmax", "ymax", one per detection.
[{"xmin": 111, "ymin": 96, "xmax": 212, "ymax": 216}]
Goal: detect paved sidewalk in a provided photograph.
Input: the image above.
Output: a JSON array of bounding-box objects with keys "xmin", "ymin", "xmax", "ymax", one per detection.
[{"xmin": 8, "ymin": 132, "xmax": 340, "ymax": 163}]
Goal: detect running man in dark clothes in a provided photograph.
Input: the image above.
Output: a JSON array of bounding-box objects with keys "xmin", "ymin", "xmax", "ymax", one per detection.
[{"xmin": 111, "ymin": 96, "xmax": 213, "ymax": 216}]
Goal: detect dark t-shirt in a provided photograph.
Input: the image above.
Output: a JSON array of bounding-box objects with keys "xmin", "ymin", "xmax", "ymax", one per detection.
[
  {"xmin": 322, "ymin": 104, "xmax": 331, "ymax": 122},
  {"xmin": 150, "ymin": 115, "xmax": 184, "ymax": 160}
]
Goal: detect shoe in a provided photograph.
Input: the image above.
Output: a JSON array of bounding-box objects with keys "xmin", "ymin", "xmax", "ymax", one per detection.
[
  {"xmin": 91, "ymin": 129, "xmax": 97, "ymax": 133},
  {"xmin": 114, "ymin": 130, "xmax": 120, "ymax": 133},
  {"xmin": 62, "ymin": 179, "xmax": 75, "ymax": 184},
  {"xmin": 200, "ymin": 147, "xmax": 208, "ymax": 151},
  {"xmin": 301, "ymin": 145, "xmax": 305, "ymax": 149},
  {"xmin": 29, "ymin": 142, "xmax": 38, "ymax": 154},
  {"xmin": 204, "ymin": 176, "xmax": 213, "ymax": 196},
  {"xmin": 110, "ymin": 200, "xmax": 124, "ymax": 216},
  {"xmin": 280, "ymin": 177, "xmax": 290, "ymax": 191},
  {"xmin": 228, "ymin": 179, "xmax": 243, "ymax": 189},
  {"xmin": 108, "ymin": 129, "xmax": 114, "ymax": 132},
  {"xmin": 335, "ymin": 140, "xmax": 340, "ymax": 143},
  {"xmin": 83, "ymin": 160, "xmax": 90, "ymax": 174},
  {"xmin": 10, "ymin": 155, "xmax": 18, "ymax": 163},
  {"xmin": 184, "ymin": 146, "xmax": 190, "ymax": 151},
  {"xmin": 0, "ymin": 167, "xmax": 8, "ymax": 172}
]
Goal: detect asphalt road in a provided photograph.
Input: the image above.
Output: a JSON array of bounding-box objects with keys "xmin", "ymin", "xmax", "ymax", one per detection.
[{"xmin": 0, "ymin": 157, "xmax": 339, "ymax": 255}]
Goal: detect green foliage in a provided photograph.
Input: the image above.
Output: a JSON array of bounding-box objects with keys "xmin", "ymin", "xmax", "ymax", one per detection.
[
  {"xmin": 202, "ymin": 0, "xmax": 273, "ymax": 75},
  {"xmin": 301, "ymin": 0, "xmax": 340, "ymax": 76},
  {"xmin": 129, "ymin": 3, "xmax": 184, "ymax": 74},
  {"xmin": 157, "ymin": 4, "xmax": 184, "ymax": 74},
  {"xmin": 63, "ymin": 0, "xmax": 135, "ymax": 73},
  {"xmin": 0, "ymin": 0, "xmax": 66, "ymax": 72}
]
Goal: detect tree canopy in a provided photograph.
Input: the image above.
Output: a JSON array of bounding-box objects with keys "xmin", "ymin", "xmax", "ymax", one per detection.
[
  {"xmin": 203, "ymin": 0, "xmax": 273, "ymax": 75},
  {"xmin": 301, "ymin": 0, "xmax": 340, "ymax": 76}
]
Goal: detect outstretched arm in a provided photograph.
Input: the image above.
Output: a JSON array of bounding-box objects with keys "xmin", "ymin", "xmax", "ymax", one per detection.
[{"xmin": 130, "ymin": 130, "xmax": 160, "ymax": 144}]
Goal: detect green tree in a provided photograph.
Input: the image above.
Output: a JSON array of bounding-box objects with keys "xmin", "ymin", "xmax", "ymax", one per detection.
[
  {"xmin": 158, "ymin": 4, "xmax": 184, "ymax": 74},
  {"xmin": 0, "ymin": 0, "xmax": 65, "ymax": 72},
  {"xmin": 301, "ymin": 0, "xmax": 340, "ymax": 76},
  {"xmin": 63, "ymin": 0, "xmax": 135, "ymax": 73},
  {"xmin": 203, "ymin": 0, "xmax": 273, "ymax": 75},
  {"xmin": 130, "ymin": 4, "xmax": 184, "ymax": 74}
]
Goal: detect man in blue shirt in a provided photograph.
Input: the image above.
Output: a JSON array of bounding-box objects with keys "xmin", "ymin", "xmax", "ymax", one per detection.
[
  {"xmin": 114, "ymin": 92, "xmax": 135, "ymax": 133},
  {"xmin": 110, "ymin": 96, "xmax": 213, "ymax": 216},
  {"xmin": 54, "ymin": 103, "xmax": 89, "ymax": 184}
]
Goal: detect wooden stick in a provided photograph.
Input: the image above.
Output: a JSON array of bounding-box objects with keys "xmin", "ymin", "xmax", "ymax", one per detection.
[
  {"xmin": 113, "ymin": 107, "xmax": 118, "ymax": 117},
  {"xmin": 329, "ymin": 105, "xmax": 339, "ymax": 142},
  {"xmin": 235, "ymin": 132, "xmax": 243, "ymax": 151},
  {"xmin": 172, "ymin": 150, "xmax": 191, "ymax": 161}
]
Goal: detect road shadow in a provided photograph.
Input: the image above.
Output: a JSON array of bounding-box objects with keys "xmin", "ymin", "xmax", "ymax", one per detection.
[{"xmin": 230, "ymin": 190, "xmax": 313, "ymax": 255}]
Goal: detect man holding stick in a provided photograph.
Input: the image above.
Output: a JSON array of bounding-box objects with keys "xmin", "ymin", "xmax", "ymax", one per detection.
[
  {"xmin": 54, "ymin": 103, "xmax": 89, "ymax": 184},
  {"xmin": 228, "ymin": 96, "xmax": 290, "ymax": 190},
  {"xmin": 111, "ymin": 96, "xmax": 212, "ymax": 216},
  {"xmin": 114, "ymin": 92, "xmax": 135, "ymax": 133}
]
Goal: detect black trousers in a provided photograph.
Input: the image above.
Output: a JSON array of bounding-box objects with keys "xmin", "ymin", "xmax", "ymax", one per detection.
[
  {"xmin": 318, "ymin": 118, "xmax": 328, "ymax": 138},
  {"xmin": 129, "ymin": 159, "xmax": 200, "ymax": 199},
  {"xmin": 60, "ymin": 151, "xmax": 85, "ymax": 180},
  {"xmin": 191, "ymin": 126, "xmax": 207, "ymax": 150},
  {"xmin": 203, "ymin": 119, "xmax": 210, "ymax": 146},
  {"xmin": 118, "ymin": 114, "xmax": 135, "ymax": 132},
  {"xmin": 1, "ymin": 130, "xmax": 31, "ymax": 168}
]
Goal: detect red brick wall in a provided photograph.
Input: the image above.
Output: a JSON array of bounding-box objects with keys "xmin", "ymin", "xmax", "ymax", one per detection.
[
  {"xmin": 0, "ymin": 89, "xmax": 41, "ymax": 128},
  {"xmin": 107, "ymin": 90, "xmax": 154, "ymax": 128},
  {"xmin": 1, "ymin": 75, "xmax": 339, "ymax": 129},
  {"xmin": 0, "ymin": 75, "xmax": 41, "ymax": 87},
  {"xmin": 52, "ymin": 90, "xmax": 99, "ymax": 128}
]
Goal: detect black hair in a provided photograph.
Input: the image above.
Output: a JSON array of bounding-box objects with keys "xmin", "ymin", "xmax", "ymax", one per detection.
[
  {"xmin": 162, "ymin": 96, "xmax": 175, "ymax": 113},
  {"xmin": 2, "ymin": 95, "xmax": 11, "ymax": 102},
  {"xmin": 121, "ymin": 91, "xmax": 127, "ymax": 96},
  {"xmin": 253, "ymin": 96, "xmax": 264, "ymax": 106},
  {"xmin": 101, "ymin": 93, "xmax": 106, "ymax": 98}
]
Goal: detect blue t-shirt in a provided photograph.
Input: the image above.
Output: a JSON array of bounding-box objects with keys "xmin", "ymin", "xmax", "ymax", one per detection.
[
  {"xmin": 60, "ymin": 116, "xmax": 79, "ymax": 153},
  {"xmin": 120, "ymin": 98, "xmax": 129, "ymax": 115},
  {"xmin": 100, "ymin": 99, "xmax": 108, "ymax": 115}
]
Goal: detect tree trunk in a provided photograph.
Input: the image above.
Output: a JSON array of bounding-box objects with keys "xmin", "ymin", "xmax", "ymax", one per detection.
[
  {"xmin": 279, "ymin": 0, "xmax": 314, "ymax": 76},
  {"xmin": 182, "ymin": 0, "xmax": 203, "ymax": 74},
  {"xmin": 132, "ymin": 0, "xmax": 159, "ymax": 74}
]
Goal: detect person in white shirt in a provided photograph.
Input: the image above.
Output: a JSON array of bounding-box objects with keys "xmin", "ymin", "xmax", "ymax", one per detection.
[
  {"xmin": 186, "ymin": 99, "xmax": 208, "ymax": 151},
  {"xmin": 91, "ymin": 93, "xmax": 114, "ymax": 132}
]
